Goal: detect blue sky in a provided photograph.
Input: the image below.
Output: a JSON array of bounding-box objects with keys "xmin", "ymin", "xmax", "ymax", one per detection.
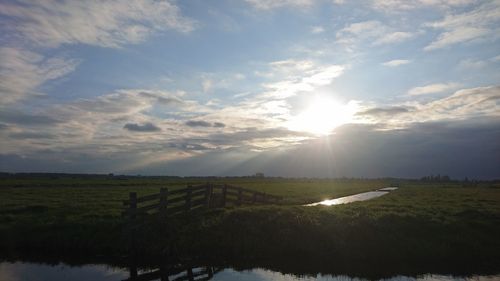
[{"xmin": 0, "ymin": 0, "xmax": 499, "ymax": 178}]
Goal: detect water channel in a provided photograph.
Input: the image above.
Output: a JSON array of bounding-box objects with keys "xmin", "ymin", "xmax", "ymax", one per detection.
[{"xmin": 306, "ymin": 187, "xmax": 399, "ymax": 206}]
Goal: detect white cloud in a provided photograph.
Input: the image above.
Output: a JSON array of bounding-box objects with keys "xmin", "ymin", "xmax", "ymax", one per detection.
[
  {"xmin": 245, "ymin": 0, "xmax": 314, "ymax": 10},
  {"xmin": 407, "ymin": 82, "xmax": 461, "ymax": 96},
  {"xmin": 336, "ymin": 20, "xmax": 415, "ymax": 46},
  {"xmin": 311, "ymin": 26, "xmax": 325, "ymax": 34},
  {"xmin": 0, "ymin": 0, "xmax": 196, "ymax": 48},
  {"xmin": 374, "ymin": 31, "xmax": 415, "ymax": 45},
  {"xmin": 269, "ymin": 59, "xmax": 315, "ymax": 74},
  {"xmin": 457, "ymin": 58, "xmax": 488, "ymax": 70},
  {"xmin": 422, "ymin": 86, "xmax": 500, "ymax": 119},
  {"xmin": 357, "ymin": 86, "xmax": 500, "ymax": 127},
  {"xmin": 0, "ymin": 47, "xmax": 79, "ymax": 105},
  {"xmin": 382, "ymin": 59, "xmax": 412, "ymax": 67},
  {"xmin": 202, "ymin": 79, "xmax": 213, "ymax": 93},
  {"xmin": 372, "ymin": 0, "xmax": 476, "ymax": 12},
  {"xmin": 263, "ymin": 64, "xmax": 345, "ymax": 98},
  {"xmin": 424, "ymin": 1, "xmax": 500, "ymax": 50},
  {"xmin": 424, "ymin": 27, "xmax": 490, "ymax": 50}
]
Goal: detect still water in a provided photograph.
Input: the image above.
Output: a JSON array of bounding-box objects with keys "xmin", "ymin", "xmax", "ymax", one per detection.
[
  {"xmin": 1, "ymin": 262, "xmax": 499, "ymax": 281},
  {"xmin": 306, "ymin": 187, "xmax": 398, "ymax": 206}
]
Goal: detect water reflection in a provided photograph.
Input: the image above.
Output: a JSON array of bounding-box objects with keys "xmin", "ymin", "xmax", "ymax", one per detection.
[
  {"xmin": 1, "ymin": 262, "xmax": 499, "ymax": 281},
  {"xmin": 0, "ymin": 262, "xmax": 127, "ymax": 281},
  {"xmin": 306, "ymin": 187, "xmax": 398, "ymax": 206},
  {"xmin": 125, "ymin": 263, "xmax": 220, "ymax": 281}
]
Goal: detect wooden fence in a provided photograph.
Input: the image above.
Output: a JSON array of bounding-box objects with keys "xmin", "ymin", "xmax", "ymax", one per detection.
[
  {"xmin": 122, "ymin": 183, "xmax": 282, "ymax": 220},
  {"xmin": 124, "ymin": 263, "xmax": 222, "ymax": 281}
]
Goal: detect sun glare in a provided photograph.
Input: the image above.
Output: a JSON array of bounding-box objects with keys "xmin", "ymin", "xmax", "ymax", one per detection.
[{"xmin": 288, "ymin": 96, "xmax": 356, "ymax": 135}]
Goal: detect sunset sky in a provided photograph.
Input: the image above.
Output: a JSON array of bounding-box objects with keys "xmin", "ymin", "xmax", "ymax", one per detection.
[{"xmin": 1, "ymin": 0, "xmax": 499, "ymax": 178}]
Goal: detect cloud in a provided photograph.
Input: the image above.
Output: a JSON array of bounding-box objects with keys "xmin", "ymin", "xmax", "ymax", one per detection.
[
  {"xmin": 123, "ymin": 122, "xmax": 161, "ymax": 132},
  {"xmin": 374, "ymin": 31, "xmax": 415, "ymax": 45},
  {"xmin": 424, "ymin": 27, "xmax": 490, "ymax": 50},
  {"xmin": 138, "ymin": 91, "xmax": 183, "ymax": 105},
  {"xmin": 420, "ymin": 86, "xmax": 500, "ymax": 119},
  {"xmin": 269, "ymin": 59, "xmax": 315, "ymax": 74},
  {"xmin": 0, "ymin": 110, "xmax": 61, "ymax": 126},
  {"xmin": 311, "ymin": 26, "xmax": 325, "ymax": 34},
  {"xmin": 9, "ymin": 132, "xmax": 55, "ymax": 139},
  {"xmin": 121, "ymin": 119, "xmax": 500, "ymax": 179},
  {"xmin": 185, "ymin": 120, "xmax": 212, "ymax": 127},
  {"xmin": 0, "ymin": 47, "xmax": 79, "ymax": 104},
  {"xmin": 0, "ymin": 0, "xmax": 196, "ymax": 48},
  {"xmin": 457, "ymin": 58, "xmax": 488, "ymax": 70},
  {"xmin": 360, "ymin": 86, "xmax": 500, "ymax": 127},
  {"xmin": 262, "ymin": 63, "xmax": 345, "ymax": 98},
  {"xmin": 372, "ymin": 0, "xmax": 476, "ymax": 12},
  {"xmin": 185, "ymin": 120, "xmax": 226, "ymax": 128},
  {"xmin": 336, "ymin": 21, "xmax": 416, "ymax": 46},
  {"xmin": 2, "ymin": 83, "xmax": 499, "ymax": 179},
  {"xmin": 424, "ymin": 1, "xmax": 500, "ymax": 50},
  {"xmin": 382, "ymin": 59, "xmax": 412, "ymax": 67},
  {"xmin": 357, "ymin": 106, "xmax": 412, "ymax": 117},
  {"xmin": 245, "ymin": 0, "xmax": 314, "ymax": 10},
  {"xmin": 407, "ymin": 82, "xmax": 460, "ymax": 96}
]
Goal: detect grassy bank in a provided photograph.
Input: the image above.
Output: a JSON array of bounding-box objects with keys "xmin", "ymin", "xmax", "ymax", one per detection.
[{"xmin": 1, "ymin": 177, "xmax": 499, "ymax": 277}]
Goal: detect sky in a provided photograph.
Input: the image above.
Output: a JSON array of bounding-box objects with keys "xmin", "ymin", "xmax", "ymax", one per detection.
[{"xmin": 0, "ymin": 0, "xmax": 499, "ymax": 179}]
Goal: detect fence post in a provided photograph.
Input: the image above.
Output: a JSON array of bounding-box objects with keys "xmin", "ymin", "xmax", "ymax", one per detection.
[
  {"xmin": 185, "ymin": 185, "xmax": 192, "ymax": 213},
  {"xmin": 237, "ymin": 187, "xmax": 243, "ymax": 206},
  {"xmin": 187, "ymin": 268, "xmax": 194, "ymax": 281},
  {"xmin": 222, "ymin": 184, "xmax": 227, "ymax": 207},
  {"xmin": 129, "ymin": 264, "xmax": 138, "ymax": 280},
  {"xmin": 207, "ymin": 266, "xmax": 214, "ymax": 278},
  {"xmin": 204, "ymin": 183, "xmax": 212, "ymax": 208},
  {"xmin": 128, "ymin": 191, "xmax": 138, "ymax": 281},
  {"xmin": 159, "ymin": 263, "xmax": 168, "ymax": 281},
  {"xmin": 160, "ymin": 188, "xmax": 168, "ymax": 219},
  {"xmin": 252, "ymin": 192, "xmax": 257, "ymax": 204}
]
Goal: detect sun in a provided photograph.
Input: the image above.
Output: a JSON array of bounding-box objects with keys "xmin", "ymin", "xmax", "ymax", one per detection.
[{"xmin": 287, "ymin": 96, "xmax": 355, "ymax": 135}]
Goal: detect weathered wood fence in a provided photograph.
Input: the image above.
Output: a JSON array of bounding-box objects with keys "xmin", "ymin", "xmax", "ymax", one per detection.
[
  {"xmin": 122, "ymin": 183, "xmax": 282, "ymax": 220},
  {"xmin": 124, "ymin": 263, "xmax": 222, "ymax": 281}
]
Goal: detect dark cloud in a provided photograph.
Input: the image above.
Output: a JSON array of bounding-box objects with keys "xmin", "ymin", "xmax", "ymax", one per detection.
[
  {"xmin": 185, "ymin": 120, "xmax": 212, "ymax": 127},
  {"xmin": 2, "ymin": 119, "xmax": 499, "ymax": 180},
  {"xmin": 0, "ymin": 123, "xmax": 8, "ymax": 130},
  {"xmin": 138, "ymin": 92, "xmax": 183, "ymax": 105},
  {"xmin": 0, "ymin": 110, "xmax": 60, "ymax": 126},
  {"xmin": 213, "ymin": 122, "xmax": 226, "ymax": 128},
  {"xmin": 137, "ymin": 118, "xmax": 500, "ymax": 179},
  {"xmin": 206, "ymin": 127, "xmax": 309, "ymax": 145},
  {"xmin": 123, "ymin": 122, "xmax": 161, "ymax": 132},
  {"xmin": 9, "ymin": 132, "xmax": 55, "ymax": 139},
  {"xmin": 356, "ymin": 106, "xmax": 413, "ymax": 117},
  {"xmin": 185, "ymin": 120, "xmax": 225, "ymax": 128}
]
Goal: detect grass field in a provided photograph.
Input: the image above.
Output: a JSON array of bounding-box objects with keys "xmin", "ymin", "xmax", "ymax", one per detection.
[
  {"xmin": 0, "ymin": 177, "xmax": 390, "ymax": 223},
  {"xmin": 0, "ymin": 175, "xmax": 499, "ymax": 277}
]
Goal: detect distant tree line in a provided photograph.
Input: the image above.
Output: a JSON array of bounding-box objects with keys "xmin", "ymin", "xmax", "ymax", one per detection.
[{"xmin": 420, "ymin": 174, "xmax": 451, "ymax": 182}]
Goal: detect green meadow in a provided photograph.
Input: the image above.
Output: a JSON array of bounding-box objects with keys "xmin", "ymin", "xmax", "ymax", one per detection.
[{"xmin": 1, "ymin": 175, "xmax": 499, "ymax": 277}]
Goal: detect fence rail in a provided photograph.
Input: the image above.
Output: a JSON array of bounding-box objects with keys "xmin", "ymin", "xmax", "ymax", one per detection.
[
  {"xmin": 124, "ymin": 264, "xmax": 223, "ymax": 281},
  {"xmin": 122, "ymin": 183, "xmax": 282, "ymax": 220}
]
